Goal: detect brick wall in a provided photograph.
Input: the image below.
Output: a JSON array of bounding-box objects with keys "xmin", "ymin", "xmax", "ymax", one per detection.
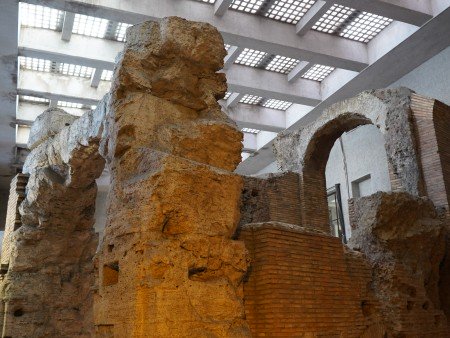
[
  {"xmin": 1, "ymin": 174, "xmax": 28, "ymax": 268},
  {"xmin": 240, "ymin": 222, "xmax": 378, "ymax": 337},
  {"xmin": 240, "ymin": 172, "xmax": 302, "ymax": 228}
]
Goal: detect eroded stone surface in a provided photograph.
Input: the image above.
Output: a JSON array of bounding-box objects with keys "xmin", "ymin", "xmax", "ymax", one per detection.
[
  {"xmin": 94, "ymin": 17, "xmax": 250, "ymax": 337},
  {"xmin": 348, "ymin": 192, "xmax": 448, "ymax": 336},
  {"xmin": 27, "ymin": 107, "xmax": 78, "ymax": 150},
  {"xmin": 0, "ymin": 102, "xmax": 107, "ymax": 337}
]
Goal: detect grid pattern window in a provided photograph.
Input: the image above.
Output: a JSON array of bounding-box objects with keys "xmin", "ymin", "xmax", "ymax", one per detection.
[
  {"xmin": 115, "ymin": 22, "xmax": 132, "ymax": 42},
  {"xmin": 301, "ymin": 64, "xmax": 335, "ymax": 81},
  {"xmin": 235, "ymin": 48, "xmax": 268, "ymax": 67},
  {"xmin": 265, "ymin": 0, "xmax": 316, "ymax": 24},
  {"xmin": 312, "ymin": 4, "xmax": 355, "ymax": 34},
  {"xmin": 242, "ymin": 127, "xmax": 260, "ymax": 134},
  {"xmin": 101, "ymin": 70, "xmax": 114, "ymax": 81},
  {"xmin": 58, "ymin": 101, "xmax": 83, "ymax": 109},
  {"xmin": 262, "ymin": 99, "xmax": 293, "ymax": 110},
  {"xmin": 58, "ymin": 63, "xmax": 95, "ymax": 78},
  {"xmin": 223, "ymin": 92, "xmax": 232, "ymax": 100},
  {"xmin": 19, "ymin": 95, "xmax": 49, "ymax": 104},
  {"xmin": 265, "ymin": 55, "xmax": 300, "ymax": 74},
  {"xmin": 72, "ymin": 14, "xmax": 108, "ymax": 38},
  {"xmin": 340, "ymin": 12, "xmax": 392, "ymax": 42},
  {"xmin": 240, "ymin": 94, "xmax": 263, "ymax": 105},
  {"xmin": 230, "ymin": 0, "xmax": 264, "ymax": 14},
  {"xmin": 19, "ymin": 3, "xmax": 64, "ymax": 30},
  {"xmin": 19, "ymin": 57, "xmax": 52, "ymax": 72}
]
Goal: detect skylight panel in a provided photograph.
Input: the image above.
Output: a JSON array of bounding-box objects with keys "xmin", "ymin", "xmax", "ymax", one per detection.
[
  {"xmin": 115, "ymin": 22, "xmax": 132, "ymax": 42},
  {"xmin": 230, "ymin": 0, "xmax": 264, "ymax": 14},
  {"xmin": 19, "ymin": 3, "xmax": 64, "ymax": 30},
  {"xmin": 262, "ymin": 99, "xmax": 293, "ymax": 110},
  {"xmin": 301, "ymin": 64, "xmax": 335, "ymax": 81},
  {"xmin": 340, "ymin": 12, "xmax": 392, "ymax": 43},
  {"xmin": 101, "ymin": 70, "xmax": 114, "ymax": 81},
  {"xmin": 265, "ymin": 55, "xmax": 300, "ymax": 74},
  {"xmin": 19, "ymin": 57, "xmax": 52, "ymax": 72},
  {"xmin": 240, "ymin": 94, "xmax": 263, "ymax": 105},
  {"xmin": 265, "ymin": 0, "xmax": 316, "ymax": 24},
  {"xmin": 235, "ymin": 48, "xmax": 268, "ymax": 67},
  {"xmin": 242, "ymin": 127, "xmax": 260, "ymax": 134},
  {"xmin": 72, "ymin": 14, "xmax": 108, "ymax": 38},
  {"xmin": 58, "ymin": 101, "xmax": 83, "ymax": 109},
  {"xmin": 312, "ymin": 4, "xmax": 356, "ymax": 34},
  {"xmin": 20, "ymin": 95, "xmax": 49, "ymax": 104},
  {"xmin": 58, "ymin": 63, "xmax": 95, "ymax": 78},
  {"xmin": 223, "ymin": 92, "xmax": 232, "ymax": 100}
]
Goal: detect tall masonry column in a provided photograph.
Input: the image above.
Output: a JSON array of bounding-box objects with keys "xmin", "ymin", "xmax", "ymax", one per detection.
[{"xmin": 94, "ymin": 17, "xmax": 251, "ymax": 337}]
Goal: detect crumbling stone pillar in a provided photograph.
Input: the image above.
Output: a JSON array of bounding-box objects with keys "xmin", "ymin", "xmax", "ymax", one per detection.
[
  {"xmin": 94, "ymin": 18, "xmax": 250, "ymax": 337},
  {"xmin": 0, "ymin": 105, "xmax": 107, "ymax": 337}
]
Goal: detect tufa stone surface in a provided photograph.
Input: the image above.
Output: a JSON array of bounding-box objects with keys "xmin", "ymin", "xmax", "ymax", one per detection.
[
  {"xmin": 348, "ymin": 192, "xmax": 448, "ymax": 336},
  {"xmin": 0, "ymin": 101, "xmax": 108, "ymax": 337},
  {"xmin": 27, "ymin": 107, "xmax": 78, "ymax": 150},
  {"xmin": 94, "ymin": 17, "xmax": 250, "ymax": 337}
]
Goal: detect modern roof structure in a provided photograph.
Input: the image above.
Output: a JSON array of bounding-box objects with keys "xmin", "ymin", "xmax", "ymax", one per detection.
[{"xmin": 0, "ymin": 0, "xmax": 450, "ymax": 189}]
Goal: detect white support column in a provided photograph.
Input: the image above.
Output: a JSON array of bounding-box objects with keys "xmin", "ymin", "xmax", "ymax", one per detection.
[
  {"xmin": 90, "ymin": 68, "xmax": 102, "ymax": 88},
  {"xmin": 287, "ymin": 61, "xmax": 312, "ymax": 82},
  {"xmin": 214, "ymin": 0, "xmax": 233, "ymax": 16},
  {"xmin": 226, "ymin": 93, "xmax": 244, "ymax": 108},
  {"xmin": 296, "ymin": 1, "xmax": 332, "ymax": 36},
  {"xmin": 61, "ymin": 12, "xmax": 75, "ymax": 41},
  {"xmin": 223, "ymin": 46, "xmax": 242, "ymax": 70}
]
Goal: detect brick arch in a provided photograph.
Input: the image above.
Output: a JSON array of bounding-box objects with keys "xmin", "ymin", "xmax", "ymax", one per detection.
[{"xmin": 275, "ymin": 88, "xmax": 424, "ymax": 232}]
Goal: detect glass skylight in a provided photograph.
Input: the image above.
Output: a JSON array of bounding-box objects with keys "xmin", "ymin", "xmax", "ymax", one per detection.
[
  {"xmin": 242, "ymin": 127, "xmax": 260, "ymax": 134},
  {"xmin": 223, "ymin": 92, "xmax": 232, "ymax": 100},
  {"xmin": 101, "ymin": 70, "xmax": 114, "ymax": 81},
  {"xmin": 265, "ymin": 0, "xmax": 316, "ymax": 24},
  {"xmin": 301, "ymin": 64, "xmax": 335, "ymax": 81},
  {"xmin": 340, "ymin": 12, "xmax": 392, "ymax": 42},
  {"xmin": 19, "ymin": 57, "xmax": 52, "ymax": 72},
  {"xmin": 115, "ymin": 22, "xmax": 132, "ymax": 42},
  {"xmin": 262, "ymin": 98, "xmax": 293, "ymax": 110},
  {"xmin": 240, "ymin": 94, "xmax": 263, "ymax": 105},
  {"xmin": 19, "ymin": 3, "xmax": 64, "ymax": 30},
  {"xmin": 58, "ymin": 101, "xmax": 83, "ymax": 109},
  {"xmin": 72, "ymin": 14, "xmax": 108, "ymax": 38},
  {"xmin": 312, "ymin": 4, "xmax": 356, "ymax": 34},
  {"xmin": 58, "ymin": 63, "xmax": 95, "ymax": 78},
  {"xmin": 264, "ymin": 55, "xmax": 300, "ymax": 74},
  {"xmin": 235, "ymin": 48, "xmax": 268, "ymax": 67},
  {"xmin": 230, "ymin": 0, "xmax": 264, "ymax": 14},
  {"xmin": 19, "ymin": 95, "xmax": 49, "ymax": 104}
]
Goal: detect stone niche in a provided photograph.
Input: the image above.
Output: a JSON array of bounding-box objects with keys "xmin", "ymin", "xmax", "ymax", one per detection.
[{"xmin": 1, "ymin": 15, "xmax": 450, "ymax": 338}]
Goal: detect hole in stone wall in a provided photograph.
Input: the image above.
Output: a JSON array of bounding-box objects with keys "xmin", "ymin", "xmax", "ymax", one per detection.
[
  {"xmin": 13, "ymin": 308, "xmax": 23, "ymax": 317},
  {"xmin": 103, "ymin": 261, "xmax": 119, "ymax": 286}
]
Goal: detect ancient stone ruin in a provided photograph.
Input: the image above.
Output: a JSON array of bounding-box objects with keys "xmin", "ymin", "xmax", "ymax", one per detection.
[{"xmin": 0, "ymin": 16, "xmax": 449, "ymax": 338}]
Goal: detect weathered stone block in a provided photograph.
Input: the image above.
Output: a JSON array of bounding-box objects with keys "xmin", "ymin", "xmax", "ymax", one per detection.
[{"xmin": 27, "ymin": 108, "xmax": 78, "ymax": 150}]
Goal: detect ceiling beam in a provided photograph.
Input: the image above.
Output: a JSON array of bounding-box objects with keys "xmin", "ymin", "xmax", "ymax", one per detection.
[
  {"xmin": 236, "ymin": 6, "xmax": 450, "ymax": 175},
  {"xmin": 22, "ymin": 0, "xmax": 369, "ymax": 71},
  {"xmin": 296, "ymin": 1, "xmax": 333, "ymax": 36},
  {"xmin": 214, "ymin": 0, "xmax": 233, "ymax": 16},
  {"xmin": 19, "ymin": 28, "xmax": 322, "ymax": 105},
  {"xmin": 331, "ymin": 0, "xmax": 433, "ymax": 26},
  {"xmin": 222, "ymin": 104, "xmax": 286, "ymax": 132}
]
